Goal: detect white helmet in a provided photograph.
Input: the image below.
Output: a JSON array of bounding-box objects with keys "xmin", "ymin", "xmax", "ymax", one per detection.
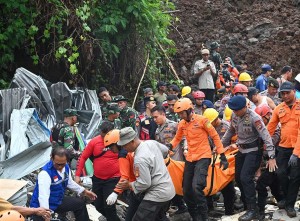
[{"xmin": 295, "ymin": 73, "xmax": 300, "ymax": 83}]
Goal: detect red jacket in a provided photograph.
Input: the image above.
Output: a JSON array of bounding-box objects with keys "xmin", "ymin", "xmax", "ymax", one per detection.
[{"xmin": 75, "ymin": 135, "xmax": 120, "ymax": 179}]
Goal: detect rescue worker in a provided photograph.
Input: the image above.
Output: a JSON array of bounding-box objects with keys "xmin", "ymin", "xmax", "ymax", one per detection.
[
  {"xmin": 154, "ymin": 81, "xmax": 168, "ymax": 105},
  {"xmin": 267, "ymin": 81, "xmax": 300, "ymax": 218},
  {"xmin": 166, "ymin": 95, "xmax": 180, "ymax": 122},
  {"xmin": 192, "ymin": 90, "xmax": 205, "ymax": 115},
  {"xmin": 239, "ymin": 72, "xmax": 252, "ymax": 87},
  {"xmin": 151, "ymin": 105, "xmax": 187, "ymax": 214},
  {"xmin": 98, "ymin": 87, "xmax": 113, "ymax": 118},
  {"xmin": 247, "ymin": 87, "xmax": 276, "ymax": 109},
  {"xmin": 53, "ymin": 109, "xmax": 81, "ymax": 160},
  {"xmin": 75, "ymin": 122, "xmax": 121, "ymax": 221},
  {"xmin": 256, "ymin": 64, "xmax": 273, "ymax": 92},
  {"xmin": 277, "ymin": 65, "xmax": 292, "ymax": 87},
  {"xmin": 254, "ymin": 105, "xmax": 284, "ymax": 219},
  {"xmin": 30, "ymin": 147, "xmax": 97, "ymax": 221},
  {"xmin": 137, "ymin": 96, "xmax": 157, "ymax": 140},
  {"xmin": 221, "ymin": 95, "xmax": 277, "ymax": 221},
  {"xmin": 113, "ymin": 95, "xmax": 138, "ymax": 130},
  {"xmin": 116, "ymin": 127, "xmax": 176, "ymax": 221},
  {"xmin": 0, "ymin": 210, "xmax": 25, "ymax": 221},
  {"xmin": 259, "ymin": 77, "xmax": 281, "ymax": 106},
  {"xmin": 98, "ymin": 102, "xmax": 122, "ymax": 130},
  {"xmin": 203, "ymin": 108, "xmax": 235, "ymax": 215},
  {"xmin": 181, "ymin": 86, "xmax": 192, "ymax": 97},
  {"xmin": 233, "ymin": 84, "xmax": 248, "ymax": 97},
  {"xmin": 168, "ymin": 98, "xmax": 228, "ymax": 221}
]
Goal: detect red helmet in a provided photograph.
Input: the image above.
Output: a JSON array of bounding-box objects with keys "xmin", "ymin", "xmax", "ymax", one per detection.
[
  {"xmin": 255, "ymin": 104, "xmax": 272, "ymax": 117},
  {"xmin": 233, "ymin": 83, "xmax": 249, "ymax": 94},
  {"xmin": 192, "ymin": 91, "xmax": 205, "ymax": 99}
]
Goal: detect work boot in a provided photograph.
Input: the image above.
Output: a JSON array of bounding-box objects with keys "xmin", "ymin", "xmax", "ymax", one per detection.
[
  {"xmin": 238, "ymin": 204, "xmax": 258, "ymax": 221},
  {"xmin": 258, "ymin": 210, "xmax": 265, "ymax": 221},
  {"xmin": 174, "ymin": 204, "xmax": 188, "ymax": 214},
  {"xmin": 200, "ymin": 213, "xmax": 208, "ymax": 221},
  {"xmin": 285, "ymin": 206, "xmax": 297, "ymax": 218},
  {"xmin": 276, "ymin": 200, "xmax": 285, "ymax": 209}
]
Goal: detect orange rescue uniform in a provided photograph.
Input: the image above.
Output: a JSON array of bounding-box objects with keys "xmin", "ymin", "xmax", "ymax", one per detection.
[
  {"xmin": 267, "ymin": 100, "xmax": 300, "ymax": 156},
  {"xmin": 170, "ymin": 113, "xmax": 225, "ymax": 162}
]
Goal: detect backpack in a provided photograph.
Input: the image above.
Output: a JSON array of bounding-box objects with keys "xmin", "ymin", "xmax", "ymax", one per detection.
[{"xmin": 50, "ymin": 121, "xmax": 65, "ymax": 143}]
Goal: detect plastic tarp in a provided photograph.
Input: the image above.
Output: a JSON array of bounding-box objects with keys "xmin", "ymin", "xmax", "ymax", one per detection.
[
  {"xmin": 10, "ymin": 67, "xmax": 56, "ymax": 129},
  {"xmin": 0, "ymin": 141, "xmax": 52, "ymax": 179},
  {"xmin": 9, "ymin": 108, "xmax": 50, "ymax": 158}
]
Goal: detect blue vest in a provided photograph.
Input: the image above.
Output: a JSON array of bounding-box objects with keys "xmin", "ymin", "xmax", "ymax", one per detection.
[{"xmin": 30, "ymin": 161, "xmax": 69, "ymax": 211}]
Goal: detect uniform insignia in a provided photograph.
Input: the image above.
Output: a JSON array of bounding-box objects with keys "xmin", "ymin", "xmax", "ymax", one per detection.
[
  {"xmin": 255, "ymin": 120, "xmax": 263, "ymax": 130},
  {"xmin": 244, "ymin": 115, "xmax": 250, "ymax": 124},
  {"xmin": 145, "ymin": 119, "xmax": 150, "ymax": 125},
  {"xmin": 135, "ymin": 119, "xmax": 140, "ymax": 127},
  {"xmin": 134, "ymin": 166, "xmax": 140, "ymax": 177},
  {"xmin": 53, "ymin": 175, "xmax": 58, "ymax": 182}
]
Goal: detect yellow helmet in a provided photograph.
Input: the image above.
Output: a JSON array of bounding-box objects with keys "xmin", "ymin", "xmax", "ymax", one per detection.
[
  {"xmin": 203, "ymin": 108, "xmax": 219, "ymax": 123},
  {"xmin": 181, "ymin": 86, "xmax": 192, "ymax": 97},
  {"xmin": 174, "ymin": 98, "xmax": 194, "ymax": 113},
  {"xmin": 104, "ymin": 129, "xmax": 120, "ymax": 147},
  {"xmin": 224, "ymin": 106, "xmax": 233, "ymax": 121},
  {"xmin": 239, "ymin": 72, "xmax": 252, "ymax": 82}
]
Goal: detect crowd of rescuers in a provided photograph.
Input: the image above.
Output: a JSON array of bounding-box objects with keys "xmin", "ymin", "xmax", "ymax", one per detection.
[{"xmin": 4, "ymin": 43, "xmax": 300, "ymax": 221}]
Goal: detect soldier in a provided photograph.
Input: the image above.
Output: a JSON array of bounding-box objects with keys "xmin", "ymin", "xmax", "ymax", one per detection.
[
  {"xmin": 166, "ymin": 94, "xmax": 180, "ymax": 122},
  {"xmin": 99, "ymin": 103, "xmax": 122, "ymax": 131},
  {"xmin": 203, "ymin": 108, "xmax": 235, "ymax": 215},
  {"xmin": 151, "ymin": 105, "xmax": 188, "ymax": 215},
  {"xmin": 137, "ymin": 96, "xmax": 157, "ymax": 140},
  {"xmin": 193, "ymin": 90, "xmax": 205, "ymax": 115},
  {"xmin": 98, "ymin": 87, "xmax": 113, "ymax": 118},
  {"xmin": 221, "ymin": 95, "xmax": 277, "ymax": 221},
  {"xmin": 53, "ymin": 109, "xmax": 81, "ymax": 160},
  {"xmin": 267, "ymin": 82, "xmax": 300, "ymax": 218},
  {"xmin": 113, "ymin": 95, "xmax": 138, "ymax": 130},
  {"xmin": 259, "ymin": 77, "xmax": 281, "ymax": 106},
  {"xmin": 210, "ymin": 41, "xmax": 222, "ymax": 72}
]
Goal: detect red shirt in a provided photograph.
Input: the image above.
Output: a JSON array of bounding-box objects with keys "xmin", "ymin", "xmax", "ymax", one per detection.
[{"xmin": 75, "ymin": 135, "xmax": 120, "ymax": 179}]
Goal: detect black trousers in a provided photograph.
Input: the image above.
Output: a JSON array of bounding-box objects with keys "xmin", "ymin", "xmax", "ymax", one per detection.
[
  {"xmin": 125, "ymin": 192, "xmax": 143, "ymax": 221},
  {"xmin": 276, "ymin": 146, "xmax": 300, "ymax": 207},
  {"xmin": 235, "ymin": 150, "xmax": 262, "ymax": 206},
  {"xmin": 31, "ymin": 196, "xmax": 89, "ymax": 221},
  {"xmin": 92, "ymin": 176, "xmax": 120, "ymax": 221},
  {"xmin": 132, "ymin": 200, "xmax": 170, "ymax": 221},
  {"xmin": 256, "ymin": 169, "xmax": 284, "ymax": 211},
  {"xmin": 183, "ymin": 158, "xmax": 210, "ymax": 217},
  {"xmin": 221, "ymin": 181, "xmax": 235, "ymax": 215},
  {"xmin": 200, "ymin": 89, "xmax": 215, "ymax": 103}
]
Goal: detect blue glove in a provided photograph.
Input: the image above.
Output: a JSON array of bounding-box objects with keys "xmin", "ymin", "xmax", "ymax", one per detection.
[
  {"xmin": 219, "ymin": 153, "xmax": 229, "ymax": 170},
  {"xmin": 288, "ymin": 154, "xmax": 298, "ymax": 167}
]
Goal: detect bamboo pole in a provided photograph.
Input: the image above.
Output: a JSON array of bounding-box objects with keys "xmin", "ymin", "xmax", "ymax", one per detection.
[{"xmin": 132, "ymin": 52, "xmax": 150, "ymax": 108}]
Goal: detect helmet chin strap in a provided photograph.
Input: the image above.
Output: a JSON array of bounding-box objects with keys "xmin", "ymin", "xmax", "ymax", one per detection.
[{"xmin": 185, "ymin": 109, "xmax": 193, "ymax": 122}]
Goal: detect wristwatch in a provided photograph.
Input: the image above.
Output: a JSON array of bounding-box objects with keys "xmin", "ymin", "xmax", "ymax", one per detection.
[{"xmin": 269, "ymin": 155, "xmax": 275, "ymax": 159}]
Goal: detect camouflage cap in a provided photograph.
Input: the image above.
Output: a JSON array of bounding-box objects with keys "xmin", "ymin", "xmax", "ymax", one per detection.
[
  {"xmin": 64, "ymin": 109, "xmax": 79, "ymax": 117},
  {"xmin": 107, "ymin": 103, "xmax": 120, "ymax": 114},
  {"xmin": 268, "ymin": 77, "xmax": 279, "ymax": 88},
  {"xmin": 114, "ymin": 95, "xmax": 128, "ymax": 102}
]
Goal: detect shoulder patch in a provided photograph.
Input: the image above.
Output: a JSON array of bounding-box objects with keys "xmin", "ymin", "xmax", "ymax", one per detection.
[{"xmin": 255, "ymin": 120, "xmax": 263, "ymax": 130}]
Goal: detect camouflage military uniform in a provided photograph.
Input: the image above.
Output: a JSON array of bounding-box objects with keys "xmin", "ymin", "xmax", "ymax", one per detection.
[
  {"xmin": 155, "ymin": 119, "xmax": 186, "ymax": 161},
  {"xmin": 259, "ymin": 90, "xmax": 281, "ymax": 106},
  {"xmin": 58, "ymin": 122, "xmax": 80, "ymax": 159},
  {"xmin": 119, "ymin": 106, "xmax": 138, "ymax": 130},
  {"xmin": 211, "ymin": 50, "xmax": 222, "ymax": 72},
  {"xmin": 100, "ymin": 102, "xmax": 109, "ymax": 118},
  {"xmin": 99, "ymin": 118, "xmax": 122, "ymax": 130},
  {"xmin": 166, "ymin": 110, "xmax": 180, "ymax": 123}
]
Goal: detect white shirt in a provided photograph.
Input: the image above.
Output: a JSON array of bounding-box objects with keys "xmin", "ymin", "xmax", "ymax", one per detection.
[
  {"xmin": 193, "ymin": 59, "xmax": 216, "ymax": 89},
  {"xmin": 38, "ymin": 167, "xmax": 85, "ymax": 209}
]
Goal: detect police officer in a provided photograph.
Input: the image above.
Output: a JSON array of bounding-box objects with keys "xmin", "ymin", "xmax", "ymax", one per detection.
[
  {"xmin": 267, "ymin": 82, "xmax": 300, "ymax": 218},
  {"xmin": 113, "ymin": 95, "xmax": 138, "ymax": 130},
  {"xmin": 99, "ymin": 103, "xmax": 122, "ymax": 130},
  {"xmin": 166, "ymin": 95, "xmax": 180, "ymax": 122},
  {"xmin": 259, "ymin": 77, "xmax": 281, "ymax": 106},
  {"xmin": 169, "ymin": 98, "xmax": 228, "ymax": 221},
  {"xmin": 221, "ymin": 95, "xmax": 277, "ymax": 221},
  {"xmin": 137, "ymin": 96, "xmax": 157, "ymax": 140}
]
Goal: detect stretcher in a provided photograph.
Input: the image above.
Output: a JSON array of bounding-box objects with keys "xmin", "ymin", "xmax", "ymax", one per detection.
[{"xmin": 166, "ymin": 149, "xmax": 237, "ymax": 196}]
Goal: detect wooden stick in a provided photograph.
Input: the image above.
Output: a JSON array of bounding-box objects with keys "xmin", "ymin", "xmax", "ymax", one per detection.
[
  {"xmin": 132, "ymin": 52, "xmax": 150, "ymax": 108},
  {"xmin": 162, "ymin": 10, "xmax": 181, "ymax": 14},
  {"xmin": 157, "ymin": 42, "xmax": 181, "ymax": 81}
]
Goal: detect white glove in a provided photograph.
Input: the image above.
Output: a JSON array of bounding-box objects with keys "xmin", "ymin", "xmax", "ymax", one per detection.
[{"xmin": 106, "ymin": 192, "xmax": 118, "ymax": 205}]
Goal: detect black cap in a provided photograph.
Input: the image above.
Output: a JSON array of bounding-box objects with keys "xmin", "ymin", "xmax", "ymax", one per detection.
[
  {"xmin": 169, "ymin": 84, "xmax": 180, "ymax": 92},
  {"xmin": 247, "ymin": 87, "xmax": 259, "ymax": 100},
  {"xmin": 280, "ymin": 82, "xmax": 295, "ymax": 92},
  {"xmin": 217, "ymin": 87, "xmax": 227, "ymax": 94},
  {"xmin": 268, "ymin": 77, "xmax": 279, "ymax": 88},
  {"xmin": 144, "ymin": 96, "xmax": 156, "ymax": 104},
  {"xmin": 157, "ymin": 81, "xmax": 167, "ymax": 87}
]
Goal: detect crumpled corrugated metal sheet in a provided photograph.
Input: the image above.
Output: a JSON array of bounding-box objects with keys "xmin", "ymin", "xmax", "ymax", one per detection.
[{"xmin": 0, "ymin": 141, "xmax": 52, "ymax": 179}]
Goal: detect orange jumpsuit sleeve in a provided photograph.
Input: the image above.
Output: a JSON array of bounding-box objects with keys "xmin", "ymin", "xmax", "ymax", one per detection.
[
  {"xmin": 170, "ymin": 121, "xmax": 184, "ymax": 149},
  {"xmin": 203, "ymin": 118, "xmax": 225, "ymax": 154},
  {"xmin": 293, "ymin": 117, "xmax": 300, "ymax": 157},
  {"xmin": 114, "ymin": 156, "xmax": 132, "ymax": 194},
  {"xmin": 267, "ymin": 107, "xmax": 280, "ymax": 136}
]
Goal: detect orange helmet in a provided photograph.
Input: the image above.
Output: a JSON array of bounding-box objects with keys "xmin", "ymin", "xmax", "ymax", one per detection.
[
  {"xmin": 174, "ymin": 98, "xmax": 194, "ymax": 113},
  {"xmin": 233, "ymin": 83, "xmax": 249, "ymax": 95},
  {"xmin": 255, "ymin": 104, "xmax": 272, "ymax": 117},
  {"xmin": 192, "ymin": 91, "xmax": 205, "ymax": 99},
  {"xmin": 104, "ymin": 129, "xmax": 120, "ymax": 147},
  {"xmin": 0, "ymin": 210, "xmax": 25, "ymax": 221}
]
